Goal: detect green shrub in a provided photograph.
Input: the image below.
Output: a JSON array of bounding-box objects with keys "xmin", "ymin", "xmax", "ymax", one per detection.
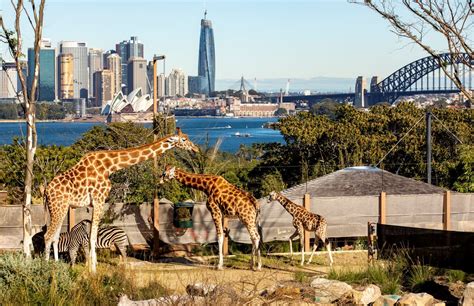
[
  {"xmin": 407, "ymin": 264, "xmax": 434, "ymax": 290},
  {"xmin": 446, "ymin": 269, "xmax": 466, "ymax": 283}
]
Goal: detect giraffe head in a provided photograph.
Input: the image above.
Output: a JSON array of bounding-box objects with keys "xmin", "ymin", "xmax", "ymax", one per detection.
[
  {"xmin": 267, "ymin": 191, "xmax": 279, "ymax": 203},
  {"xmin": 168, "ymin": 128, "xmax": 199, "ymax": 153},
  {"xmin": 159, "ymin": 165, "xmax": 176, "ymax": 184}
]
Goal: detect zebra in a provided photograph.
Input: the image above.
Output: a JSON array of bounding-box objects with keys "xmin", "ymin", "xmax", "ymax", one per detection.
[{"xmin": 34, "ymin": 220, "xmax": 130, "ymax": 264}]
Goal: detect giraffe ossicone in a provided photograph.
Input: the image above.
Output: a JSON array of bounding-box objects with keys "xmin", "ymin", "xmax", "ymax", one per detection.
[
  {"xmin": 161, "ymin": 165, "xmax": 262, "ymax": 271},
  {"xmin": 43, "ymin": 128, "xmax": 198, "ymax": 273}
]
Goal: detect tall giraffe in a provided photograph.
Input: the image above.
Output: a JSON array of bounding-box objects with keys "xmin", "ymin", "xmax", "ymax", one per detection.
[
  {"xmin": 160, "ymin": 166, "xmax": 262, "ymax": 270},
  {"xmin": 268, "ymin": 191, "xmax": 333, "ymax": 266},
  {"xmin": 43, "ymin": 128, "xmax": 199, "ymax": 272}
]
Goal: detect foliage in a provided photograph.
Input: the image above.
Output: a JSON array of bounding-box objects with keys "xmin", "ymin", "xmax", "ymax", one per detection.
[
  {"xmin": 274, "ymin": 107, "xmax": 288, "ymax": 116},
  {"xmin": 35, "ymin": 102, "xmax": 68, "ymax": 120},
  {"xmin": 310, "ymin": 98, "xmax": 340, "ymax": 119},
  {"xmin": 446, "ymin": 269, "xmax": 466, "ymax": 283},
  {"xmin": 0, "ymin": 103, "xmax": 20, "ymax": 119},
  {"xmin": 407, "ymin": 264, "xmax": 434, "ymax": 291}
]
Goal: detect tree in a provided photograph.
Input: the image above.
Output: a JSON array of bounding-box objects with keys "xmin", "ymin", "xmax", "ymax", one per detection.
[
  {"xmin": 1, "ymin": 0, "xmax": 46, "ymax": 257},
  {"xmin": 274, "ymin": 107, "xmax": 288, "ymax": 116},
  {"xmin": 352, "ymin": 0, "xmax": 472, "ymax": 104}
]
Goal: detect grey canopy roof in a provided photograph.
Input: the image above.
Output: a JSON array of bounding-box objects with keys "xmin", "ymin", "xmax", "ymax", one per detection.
[{"xmin": 281, "ymin": 166, "xmax": 446, "ymax": 198}]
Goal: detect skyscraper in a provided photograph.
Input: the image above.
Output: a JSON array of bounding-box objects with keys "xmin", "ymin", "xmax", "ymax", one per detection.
[
  {"xmin": 93, "ymin": 69, "xmax": 114, "ymax": 109},
  {"xmin": 198, "ymin": 11, "xmax": 215, "ymax": 95},
  {"xmin": 59, "ymin": 41, "xmax": 88, "ymax": 99},
  {"xmin": 58, "ymin": 53, "xmax": 74, "ymax": 99},
  {"xmin": 107, "ymin": 53, "xmax": 122, "ymax": 95},
  {"xmin": 116, "ymin": 36, "xmax": 144, "ymax": 94},
  {"xmin": 0, "ymin": 62, "xmax": 18, "ymax": 99},
  {"xmin": 27, "ymin": 39, "xmax": 55, "ymax": 101},
  {"xmin": 127, "ymin": 57, "xmax": 147, "ymax": 94},
  {"xmin": 88, "ymin": 48, "xmax": 103, "ymax": 99},
  {"xmin": 167, "ymin": 69, "xmax": 188, "ymax": 97}
]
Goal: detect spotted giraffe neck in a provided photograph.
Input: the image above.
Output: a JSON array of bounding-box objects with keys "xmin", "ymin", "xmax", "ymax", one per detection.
[
  {"xmin": 100, "ymin": 134, "xmax": 179, "ymax": 173},
  {"xmin": 174, "ymin": 168, "xmax": 215, "ymax": 194},
  {"xmin": 275, "ymin": 194, "xmax": 300, "ymax": 217}
]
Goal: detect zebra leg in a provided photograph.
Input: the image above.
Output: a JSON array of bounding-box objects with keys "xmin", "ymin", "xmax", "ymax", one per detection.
[{"xmin": 116, "ymin": 243, "xmax": 127, "ymax": 264}]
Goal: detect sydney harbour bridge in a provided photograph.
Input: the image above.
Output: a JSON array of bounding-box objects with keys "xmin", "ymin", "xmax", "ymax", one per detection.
[{"xmin": 268, "ymin": 53, "xmax": 473, "ymax": 107}]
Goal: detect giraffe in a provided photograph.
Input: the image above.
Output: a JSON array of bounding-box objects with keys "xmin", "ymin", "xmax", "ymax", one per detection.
[
  {"xmin": 268, "ymin": 191, "xmax": 333, "ymax": 266},
  {"xmin": 43, "ymin": 128, "xmax": 199, "ymax": 273},
  {"xmin": 160, "ymin": 166, "xmax": 262, "ymax": 270}
]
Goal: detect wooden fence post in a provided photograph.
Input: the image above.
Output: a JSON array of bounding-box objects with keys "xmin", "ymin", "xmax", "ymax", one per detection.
[
  {"xmin": 223, "ymin": 217, "xmax": 229, "ymax": 256},
  {"xmin": 68, "ymin": 207, "xmax": 75, "ymax": 232},
  {"xmin": 443, "ymin": 191, "xmax": 451, "ymax": 230},
  {"xmin": 153, "ymin": 200, "xmax": 160, "ymax": 255},
  {"xmin": 379, "ymin": 191, "xmax": 386, "ymax": 224},
  {"xmin": 303, "ymin": 194, "xmax": 311, "ymax": 253}
]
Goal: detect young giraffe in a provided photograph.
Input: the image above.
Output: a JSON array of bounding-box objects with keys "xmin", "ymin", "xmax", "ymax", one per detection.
[
  {"xmin": 160, "ymin": 166, "xmax": 262, "ymax": 270},
  {"xmin": 43, "ymin": 128, "xmax": 199, "ymax": 273},
  {"xmin": 268, "ymin": 191, "xmax": 333, "ymax": 266}
]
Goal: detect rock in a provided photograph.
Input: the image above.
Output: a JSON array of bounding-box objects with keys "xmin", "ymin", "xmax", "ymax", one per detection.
[
  {"xmin": 186, "ymin": 283, "xmax": 217, "ymax": 297},
  {"xmin": 373, "ymin": 295, "xmax": 401, "ymax": 306},
  {"xmin": 460, "ymin": 282, "xmax": 474, "ymax": 306},
  {"xmin": 397, "ymin": 292, "xmax": 434, "ymax": 306},
  {"xmin": 351, "ymin": 284, "xmax": 382, "ymax": 305},
  {"xmin": 310, "ymin": 278, "xmax": 352, "ymax": 303}
]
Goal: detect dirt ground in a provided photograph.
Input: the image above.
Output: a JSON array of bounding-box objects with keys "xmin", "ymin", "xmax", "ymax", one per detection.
[{"xmin": 122, "ymin": 250, "xmax": 368, "ymax": 294}]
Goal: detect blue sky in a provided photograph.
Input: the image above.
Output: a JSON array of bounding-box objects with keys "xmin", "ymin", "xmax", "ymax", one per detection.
[{"xmin": 1, "ymin": 0, "xmax": 445, "ymax": 84}]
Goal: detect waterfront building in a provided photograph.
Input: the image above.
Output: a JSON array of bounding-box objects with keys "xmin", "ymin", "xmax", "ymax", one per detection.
[
  {"xmin": 157, "ymin": 73, "xmax": 166, "ymax": 97},
  {"xmin": 58, "ymin": 53, "xmax": 74, "ymax": 99},
  {"xmin": 88, "ymin": 48, "xmax": 103, "ymax": 101},
  {"xmin": 116, "ymin": 36, "xmax": 144, "ymax": 94},
  {"xmin": 167, "ymin": 69, "xmax": 188, "ymax": 97},
  {"xmin": 107, "ymin": 53, "xmax": 122, "ymax": 96},
  {"xmin": 58, "ymin": 41, "xmax": 88, "ymax": 99},
  {"xmin": 0, "ymin": 62, "xmax": 18, "ymax": 99},
  {"xmin": 94, "ymin": 69, "xmax": 115, "ymax": 110},
  {"xmin": 127, "ymin": 57, "xmax": 148, "ymax": 95},
  {"xmin": 197, "ymin": 11, "xmax": 216, "ymax": 95},
  {"xmin": 27, "ymin": 39, "xmax": 55, "ymax": 101}
]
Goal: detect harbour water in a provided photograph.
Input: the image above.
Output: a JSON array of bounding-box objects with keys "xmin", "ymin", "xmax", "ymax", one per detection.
[{"xmin": 0, "ymin": 117, "xmax": 284, "ymax": 153}]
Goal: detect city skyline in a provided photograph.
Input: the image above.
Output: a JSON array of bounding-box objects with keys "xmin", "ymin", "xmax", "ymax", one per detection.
[{"xmin": 0, "ymin": 1, "xmax": 447, "ymax": 90}]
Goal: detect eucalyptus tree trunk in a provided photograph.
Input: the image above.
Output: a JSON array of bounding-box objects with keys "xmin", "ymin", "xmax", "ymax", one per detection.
[{"xmin": 1, "ymin": 0, "xmax": 46, "ymax": 257}]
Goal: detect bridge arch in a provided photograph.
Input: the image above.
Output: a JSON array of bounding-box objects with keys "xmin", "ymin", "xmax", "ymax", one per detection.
[{"xmin": 372, "ymin": 53, "xmax": 472, "ymax": 103}]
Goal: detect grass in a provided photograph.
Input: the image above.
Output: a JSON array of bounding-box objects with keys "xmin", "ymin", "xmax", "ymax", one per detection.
[
  {"xmin": 0, "ymin": 252, "xmax": 169, "ymax": 305},
  {"xmin": 446, "ymin": 269, "xmax": 466, "ymax": 283},
  {"xmin": 407, "ymin": 264, "xmax": 434, "ymax": 290}
]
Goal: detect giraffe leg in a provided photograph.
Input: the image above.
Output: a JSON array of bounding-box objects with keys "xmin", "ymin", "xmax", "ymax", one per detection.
[
  {"xmin": 288, "ymin": 230, "xmax": 299, "ymax": 261},
  {"xmin": 208, "ymin": 203, "xmax": 224, "ymax": 270},
  {"xmin": 247, "ymin": 224, "xmax": 261, "ymax": 271},
  {"xmin": 307, "ymin": 235, "xmax": 319, "ymax": 264},
  {"xmin": 326, "ymin": 239, "xmax": 333, "ymax": 267},
  {"xmin": 89, "ymin": 204, "xmax": 104, "ymax": 273},
  {"xmin": 297, "ymin": 226, "xmax": 304, "ymax": 266},
  {"xmin": 44, "ymin": 204, "xmax": 68, "ymax": 261}
]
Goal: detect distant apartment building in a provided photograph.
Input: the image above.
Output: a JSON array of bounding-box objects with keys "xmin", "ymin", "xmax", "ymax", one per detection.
[
  {"xmin": 102, "ymin": 49, "xmax": 116, "ymax": 68},
  {"xmin": 58, "ymin": 41, "xmax": 88, "ymax": 99},
  {"xmin": 116, "ymin": 36, "xmax": 144, "ymax": 94},
  {"xmin": 58, "ymin": 53, "xmax": 74, "ymax": 99},
  {"xmin": 188, "ymin": 75, "xmax": 207, "ymax": 95},
  {"xmin": 88, "ymin": 48, "xmax": 103, "ymax": 100},
  {"xmin": 0, "ymin": 62, "xmax": 18, "ymax": 99},
  {"xmin": 127, "ymin": 57, "xmax": 148, "ymax": 95},
  {"xmin": 166, "ymin": 69, "xmax": 188, "ymax": 97},
  {"xmin": 157, "ymin": 73, "xmax": 166, "ymax": 97},
  {"xmin": 107, "ymin": 53, "xmax": 122, "ymax": 95},
  {"xmin": 94, "ymin": 69, "xmax": 115, "ymax": 109},
  {"xmin": 27, "ymin": 39, "xmax": 55, "ymax": 101}
]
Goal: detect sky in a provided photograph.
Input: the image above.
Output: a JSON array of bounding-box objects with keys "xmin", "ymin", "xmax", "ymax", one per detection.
[{"xmin": 1, "ymin": 0, "xmax": 447, "ymax": 90}]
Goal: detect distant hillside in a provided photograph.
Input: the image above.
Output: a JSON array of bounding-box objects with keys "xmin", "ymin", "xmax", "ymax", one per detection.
[{"xmin": 216, "ymin": 76, "xmax": 355, "ymax": 93}]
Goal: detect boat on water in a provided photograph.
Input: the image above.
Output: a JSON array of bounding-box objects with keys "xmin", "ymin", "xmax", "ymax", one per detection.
[{"xmin": 233, "ymin": 132, "xmax": 251, "ymax": 137}]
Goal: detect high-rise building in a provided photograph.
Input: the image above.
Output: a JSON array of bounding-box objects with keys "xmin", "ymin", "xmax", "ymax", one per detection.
[
  {"xmin": 116, "ymin": 36, "xmax": 144, "ymax": 94},
  {"xmin": 157, "ymin": 73, "xmax": 166, "ymax": 97},
  {"xmin": 102, "ymin": 49, "xmax": 116, "ymax": 69},
  {"xmin": 93, "ymin": 69, "xmax": 114, "ymax": 109},
  {"xmin": 354, "ymin": 76, "xmax": 367, "ymax": 108},
  {"xmin": 59, "ymin": 53, "xmax": 74, "ymax": 99},
  {"xmin": 197, "ymin": 11, "xmax": 215, "ymax": 95},
  {"xmin": 107, "ymin": 53, "xmax": 122, "ymax": 95},
  {"xmin": 188, "ymin": 75, "xmax": 207, "ymax": 95},
  {"xmin": 88, "ymin": 48, "xmax": 103, "ymax": 99},
  {"xmin": 127, "ymin": 57, "xmax": 147, "ymax": 94},
  {"xmin": 0, "ymin": 62, "xmax": 18, "ymax": 99},
  {"xmin": 166, "ymin": 69, "xmax": 188, "ymax": 97},
  {"xmin": 58, "ymin": 41, "xmax": 88, "ymax": 99},
  {"xmin": 27, "ymin": 39, "xmax": 55, "ymax": 101}
]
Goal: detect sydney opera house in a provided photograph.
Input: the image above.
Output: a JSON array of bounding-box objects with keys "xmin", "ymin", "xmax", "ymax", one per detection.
[{"xmin": 101, "ymin": 87, "xmax": 152, "ymax": 116}]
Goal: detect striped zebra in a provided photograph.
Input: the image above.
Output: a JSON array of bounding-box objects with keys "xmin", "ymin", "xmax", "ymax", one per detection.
[{"xmin": 57, "ymin": 219, "xmax": 130, "ymax": 264}]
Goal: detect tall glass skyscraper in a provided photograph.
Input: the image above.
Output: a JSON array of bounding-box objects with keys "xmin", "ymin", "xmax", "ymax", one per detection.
[
  {"xmin": 59, "ymin": 41, "xmax": 88, "ymax": 99},
  {"xmin": 27, "ymin": 39, "xmax": 55, "ymax": 101},
  {"xmin": 116, "ymin": 36, "xmax": 144, "ymax": 94},
  {"xmin": 198, "ymin": 11, "xmax": 215, "ymax": 95}
]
